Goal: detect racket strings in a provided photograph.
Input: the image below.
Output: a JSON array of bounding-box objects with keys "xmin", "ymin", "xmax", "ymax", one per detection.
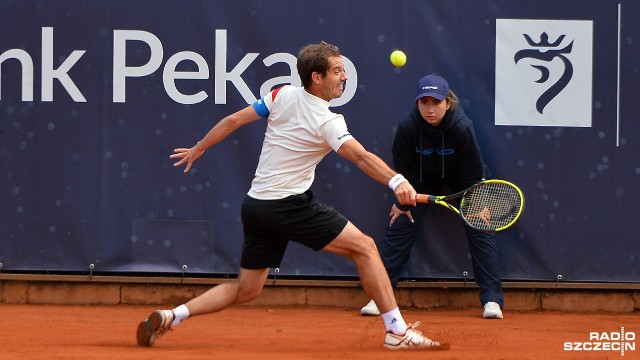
[{"xmin": 461, "ymin": 183, "xmax": 523, "ymax": 231}]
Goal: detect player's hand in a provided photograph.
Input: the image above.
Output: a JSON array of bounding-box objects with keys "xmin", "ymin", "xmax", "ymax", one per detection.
[
  {"xmin": 393, "ymin": 181, "xmax": 417, "ymax": 206},
  {"xmin": 170, "ymin": 144, "xmax": 206, "ymax": 173},
  {"xmin": 389, "ymin": 204, "xmax": 413, "ymax": 226}
]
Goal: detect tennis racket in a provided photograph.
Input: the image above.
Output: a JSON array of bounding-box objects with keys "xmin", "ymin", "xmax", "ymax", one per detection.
[{"xmin": 415, "ymin": 179, "xmax": 524, "ymax": 232}]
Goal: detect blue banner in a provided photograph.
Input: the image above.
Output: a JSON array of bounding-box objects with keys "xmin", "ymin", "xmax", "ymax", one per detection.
[{"xmin": 1, "ymin": 0, "xmax": 638, "ymax": 282}]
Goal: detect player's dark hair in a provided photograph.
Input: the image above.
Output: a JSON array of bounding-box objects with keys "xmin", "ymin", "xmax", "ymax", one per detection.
[{"xmin": 297, "ymin": 41, "xmax": 341, "ymax": 89}]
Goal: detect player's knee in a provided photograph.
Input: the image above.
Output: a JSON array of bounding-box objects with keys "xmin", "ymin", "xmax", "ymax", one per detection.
[
  {"xmin": 235, "ymin": 285, "xmax": 263, "ymax": 304},
  {"xmin": 357, "ymin": 235, "xmax": 379, "ymax": 257}
]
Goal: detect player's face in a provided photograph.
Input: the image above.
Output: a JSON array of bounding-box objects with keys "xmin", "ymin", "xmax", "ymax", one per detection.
[
  {"xmin": 417, "ymin": 96, "xmax": 450, "ymax": 126},
  {"xmin": 318, "ymin": 56, "xmax": 347, "ymax": 101}
]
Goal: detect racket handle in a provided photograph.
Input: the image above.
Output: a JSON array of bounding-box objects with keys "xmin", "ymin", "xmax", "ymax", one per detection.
[{"xmin": 415, "ymin": 194, "xmax": 435, "ymax": 203}]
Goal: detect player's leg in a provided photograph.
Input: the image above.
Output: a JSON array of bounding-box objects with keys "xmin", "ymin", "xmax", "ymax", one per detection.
[
  {"xmin": 360, "ymin": 204, "xmax": 424, "ymax": 316},
  {"xmin": 323, "ymin": 221, "xmax": 398, "ymax": 315},
  {"xmin": 136, "ymin": 267, "xmax": 270, "ymax": 347},
  {"xmin": 323, "ymin": 221, "xmax": 449, "ymax": 350},
  {"xmin": 185, "ymin": 267, "xmax": 270, "ymax": 315},
  {"xmin": 182, "ymin": 193, "xmax": 289, "ymax": 316},
  {"xmin": 137, "ymin": 194, "xmax": 283, "ymax": 347}
]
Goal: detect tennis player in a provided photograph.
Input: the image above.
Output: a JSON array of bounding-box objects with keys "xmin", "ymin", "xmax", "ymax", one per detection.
[
  {"xmin": 136, "ymin": 42, "xmax": 449, "ymax": 350},
  {"xmin": 360, "ymin": 74, "xmax": 504, "ymax": 319}
]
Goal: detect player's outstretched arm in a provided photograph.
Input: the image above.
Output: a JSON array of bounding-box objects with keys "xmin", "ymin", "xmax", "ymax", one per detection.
[
  {"xmin": 337, "ymin": 139, "xmax": 416, "ymax": 206},
  {"xmin": 171, "ymin": 105, "xmax": 262, "ymax": 173}
]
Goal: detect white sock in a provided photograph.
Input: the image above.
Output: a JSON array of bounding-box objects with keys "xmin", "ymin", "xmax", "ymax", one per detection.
[
  {"xmin": 171, "ymin": 304, "xmax": 190, "ymax": 328},
  {"xmin": 381, "ymin": 307, "xmax": 408, "ymax": 335}
]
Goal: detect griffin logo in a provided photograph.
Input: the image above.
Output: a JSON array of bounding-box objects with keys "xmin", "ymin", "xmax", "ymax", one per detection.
[
  {"xmin": 495, "ymin": 19, "xmax": 593, "ymax": 127},
  {"xmin": 514, "ymin": 32, "xmax": 574, "ymax": 114}
]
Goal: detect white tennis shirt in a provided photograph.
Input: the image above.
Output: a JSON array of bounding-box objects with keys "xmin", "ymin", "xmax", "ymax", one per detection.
[{"xmin": 248, "ymin": 85, "xmax": 354, "ymax": 200}]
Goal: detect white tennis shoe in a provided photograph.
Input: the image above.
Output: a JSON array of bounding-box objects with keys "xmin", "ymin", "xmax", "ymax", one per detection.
[
  {"xmin": 360, "ymin": 299, "xmax": 381, "ymax": 316},
  {"xmin": 483, "ymin": 301, "xmax": 504, "ymax": 319},
  {"xmin": 384, "ymin": 321, "xmax": 450, "ymax": 350},
  {"xmin": 137, "ymin": 309, "xmax": 174, "ymax": 346}
]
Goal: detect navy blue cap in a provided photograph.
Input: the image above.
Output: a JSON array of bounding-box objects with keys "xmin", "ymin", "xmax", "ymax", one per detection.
[{"xmin": 415, "ymin": 74, "xmax": 449, "ymax": 101}]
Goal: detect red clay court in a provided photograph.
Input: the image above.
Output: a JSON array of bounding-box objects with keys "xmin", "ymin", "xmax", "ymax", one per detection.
[{"xmin": 1, "ymin": 303, "xmax": 637, "ymax": 359}]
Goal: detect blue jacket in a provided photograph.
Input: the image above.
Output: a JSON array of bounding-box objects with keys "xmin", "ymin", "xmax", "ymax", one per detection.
[{"xmin": 392, "ymin": 106, "xmax": 486, "ymax": 208}]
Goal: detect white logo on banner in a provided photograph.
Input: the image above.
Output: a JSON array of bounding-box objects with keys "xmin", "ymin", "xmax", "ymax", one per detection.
[{"xmin": 495, "ymin": 19, "xmax": 593, "ymax": 127}]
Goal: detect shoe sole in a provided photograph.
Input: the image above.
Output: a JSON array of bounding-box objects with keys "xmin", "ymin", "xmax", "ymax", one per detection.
[
  {"xmin": 360, "ymin": 310, "xmax": 381, "ymax": 316},
  {"xmin": 483, "ymin": 311, "xmax": 504, "ymax": 319},
  {"xmin": 383, "ymin": 342, "xmax": 450, "ymax": 350},
  {"xmin": 483, "ymin": 315, "xmax": 504, "ymax": 319},
  {"xmin": 136, "ymin": 311, "xmax": 164, "ymax": 347}
]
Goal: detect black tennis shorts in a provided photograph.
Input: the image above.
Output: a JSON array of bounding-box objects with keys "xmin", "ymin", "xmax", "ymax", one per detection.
[{"xmin": 240, "ymin": 190, "xmax": 348, "ymax": 269}]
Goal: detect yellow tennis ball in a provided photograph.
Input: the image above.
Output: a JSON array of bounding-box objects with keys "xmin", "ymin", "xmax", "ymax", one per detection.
[{"xmin": 390, "ymin": 50, "xmax": 406, "ymax": 67}]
